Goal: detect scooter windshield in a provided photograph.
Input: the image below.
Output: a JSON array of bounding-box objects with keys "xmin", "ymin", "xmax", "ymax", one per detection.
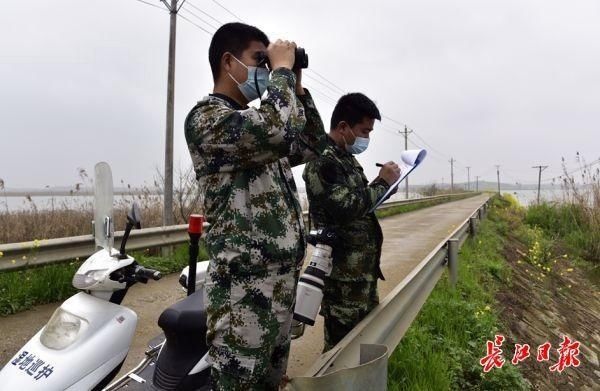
[{"xmin": 94, "ymin": 162, "xmax": 114, "ymax": 252}]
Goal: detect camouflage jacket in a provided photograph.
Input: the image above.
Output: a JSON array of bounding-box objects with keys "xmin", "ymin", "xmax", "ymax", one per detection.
[
  {"xmin": 185, "ymin": 68, "xmax": 327, "ymax": 272},
  {"xmin": 303, "ymin": 137, "xmax": 390, "ymax": 282}
]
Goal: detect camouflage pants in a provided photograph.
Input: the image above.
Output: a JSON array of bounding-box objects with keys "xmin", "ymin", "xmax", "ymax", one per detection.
[
  {"xmin": 204, "ymin": 251, "xmax": 300, "ymax": 391},
  {"xmin": 321, "ymin": 279, "xmax": 379, "ymax": 352}
]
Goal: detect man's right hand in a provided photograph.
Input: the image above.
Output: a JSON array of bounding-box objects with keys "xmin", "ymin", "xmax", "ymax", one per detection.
[
  {"xmin": 268, "ymin": 39, "xmax": 296, "ymax": 70},
  {"xmin": 379, "ymin": 161, "xmax": 401, "ymax": 186}
]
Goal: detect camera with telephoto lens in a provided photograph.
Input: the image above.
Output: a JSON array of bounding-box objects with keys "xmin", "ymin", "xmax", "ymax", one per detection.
[
  {"xmin": 293, "ymin": 228, "xmax": 337, "ymax": 326},
  {"xmin": 257, "ymin": 47, "xmax": 309, "ymax": 70}
]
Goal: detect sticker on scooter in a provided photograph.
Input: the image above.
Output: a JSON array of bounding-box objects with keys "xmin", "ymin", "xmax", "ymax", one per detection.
[{"xmin": 11, "ymin": 350, "xmax": 54, "ymax": 381}]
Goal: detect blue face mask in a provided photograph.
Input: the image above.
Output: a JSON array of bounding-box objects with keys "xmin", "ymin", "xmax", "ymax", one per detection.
[
  {"xmin": 344, "ymin": 128, "xmax": 370, "ymax": 154},
  {"xmin": 228, "ymin": 56, "xmax": 270, "ymax": 102}
]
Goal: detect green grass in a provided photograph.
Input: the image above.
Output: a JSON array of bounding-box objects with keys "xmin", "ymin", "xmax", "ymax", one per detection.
[
  {"xmin": 388, "ymin": 195, "xmax": 529, "ymax": 391},
  {"xmin": 525, "ymin": 202, "xmax": 600, "ymax": 264},
  {"xmin": 0, "ymin": 243, "xmax": 208, "ymax": 316},
  {"xmin": 376, "ymin": 193, "xmax": 479, "ymax": 219}
]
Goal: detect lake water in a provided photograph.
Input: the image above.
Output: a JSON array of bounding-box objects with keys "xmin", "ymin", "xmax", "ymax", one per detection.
[
  {"xmin": 1, "ymin": 193, "xmax": 160, "ymax": 212},
  {"xmin": 1, "ymin": 189, "xmax": 426, "ymax": 213},
  {"xmin": 505, "ymin": 189, "xmax": 564, "ymax": 206},
  {"xmin": 1, "ymin": 188, "xmax": 566, "ymax": 213}
]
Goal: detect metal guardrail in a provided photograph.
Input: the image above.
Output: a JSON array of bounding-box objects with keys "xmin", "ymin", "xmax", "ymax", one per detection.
[
  {"xmin": 0, "ymin": 192, "xmax": 479, "ymax": 272},
  {"xmin": 287, "ymin": 195, "xmax": 491, "ymax": 390}
]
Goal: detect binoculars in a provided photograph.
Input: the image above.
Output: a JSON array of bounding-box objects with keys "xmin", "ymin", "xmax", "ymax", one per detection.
[
  {"xmin": 293, "ymin": 47, "xmax": 309, "ymax": 70},
  {"xmin": 258, "ymin": 47, "xmax": 309, "ymax": 70}
]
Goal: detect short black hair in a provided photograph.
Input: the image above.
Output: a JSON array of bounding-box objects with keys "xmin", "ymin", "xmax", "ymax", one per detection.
[
  {"xmin": 330, "ymin": 93, "xmax": 381, "ymax": 129},
  {"xmin": 208, "ymin": 22, "xmax": 269, "ymax": 82}
]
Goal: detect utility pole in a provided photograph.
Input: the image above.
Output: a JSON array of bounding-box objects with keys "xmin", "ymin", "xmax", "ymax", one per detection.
[
  {"xmin": 532, "ymin": 165, "xmax": 548, "ymax": 204},
  {"xmin": 161, "ymin": 0, "xmax": 184, "ymax": 227},
  {"xmin": 475, "ymin": 175, "xmax": 480, "ymax": 192},
  {"xmin": 449, "ymin": 158, "xmax": 455, "ymax": 193},
  {"xmin": 496, "ymin": 165, "xmax": 501, "ymax": 194},
  {"xmin": 402, "ymin": 126, "xmax": 413, "ymax": 198},
  {"xmin": 466, "ymin": 166, "xmax": 471, "ymax": 191}
]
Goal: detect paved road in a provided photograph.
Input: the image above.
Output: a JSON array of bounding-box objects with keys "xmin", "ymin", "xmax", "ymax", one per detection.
[{"xmin": 0, "ymin": 194, "xmax": 488, "ymax": 381}]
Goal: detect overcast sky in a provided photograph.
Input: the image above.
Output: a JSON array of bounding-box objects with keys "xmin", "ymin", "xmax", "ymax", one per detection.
[{"xmin": 1, "ymin": 0, "xmax": 599, "ymax": 190}]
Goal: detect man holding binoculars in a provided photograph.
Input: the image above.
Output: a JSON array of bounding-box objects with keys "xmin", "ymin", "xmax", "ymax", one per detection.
[{"xmin": 184, "ymin": 22, "xmax": 327, "ymax": 390}]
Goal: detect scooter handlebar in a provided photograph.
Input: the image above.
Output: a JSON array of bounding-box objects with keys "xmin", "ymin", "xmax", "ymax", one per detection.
[{"xmin": 135, "ymin": 266, "xmax": 162, "ymax": 281}]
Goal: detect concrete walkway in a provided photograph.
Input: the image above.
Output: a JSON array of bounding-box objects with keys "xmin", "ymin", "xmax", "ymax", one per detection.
[{"xmin": 0, "ymin": 194, "xmax": 489, "ymax": 380}]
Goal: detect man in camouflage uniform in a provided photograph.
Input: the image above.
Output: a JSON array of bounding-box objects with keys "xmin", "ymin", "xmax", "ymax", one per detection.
[
  {"xmin": 184, "ymin": 23, "xmax": 327, "ymax": 390},
  {"xmin": 302, "ymin": 93, "xmax": 401, "ymax": 351}
]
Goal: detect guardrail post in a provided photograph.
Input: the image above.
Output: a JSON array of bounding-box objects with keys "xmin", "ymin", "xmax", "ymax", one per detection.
[
  {"xmin": 469, "ymin": 216, "xmax": 478, "ymax": 235},
  {"xmin": 478, "ymin": 207, "xmax": 483, "ymax": 220},
  {"xmin": 448, "ymin": 238, "xmax": 459, "ymax": 287}
]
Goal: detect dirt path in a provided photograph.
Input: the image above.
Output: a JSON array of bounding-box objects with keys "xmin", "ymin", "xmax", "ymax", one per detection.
[{"xmin": 0, "ymin": 194, "xmax": 489, "ymax": 381}]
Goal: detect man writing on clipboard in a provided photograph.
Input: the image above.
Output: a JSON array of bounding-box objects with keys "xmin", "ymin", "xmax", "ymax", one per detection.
[{"xmin": 302, "ymin": 93, "xmax": 401, "ymax": 351}]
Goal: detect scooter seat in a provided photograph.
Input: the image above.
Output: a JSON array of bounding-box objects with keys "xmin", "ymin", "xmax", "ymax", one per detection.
[
  {"xmin": 154, "ymin": 290, "xmax": 209, "ymax": 390},
  {"xmin": 158, "ymin": 290, "xmax": 207, "ymax": 334}
]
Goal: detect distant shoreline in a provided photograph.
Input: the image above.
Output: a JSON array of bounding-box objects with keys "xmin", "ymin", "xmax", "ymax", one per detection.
[
  {"xmin": 1, "ymin": 182, "xmax": 563, "ymax": 197},
  {"xmin": 2, "ymin": 190, "xmax": 161, "ymax": 197}
]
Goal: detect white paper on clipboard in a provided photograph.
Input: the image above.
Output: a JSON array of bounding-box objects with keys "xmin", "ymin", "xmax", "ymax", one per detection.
[{"xmin": 369, "ymin": 149, "xmax": 427, "ymax": 212}]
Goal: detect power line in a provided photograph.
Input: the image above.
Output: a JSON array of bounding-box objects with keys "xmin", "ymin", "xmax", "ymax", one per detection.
[
  {"xmin": 381, "ymin": 115, "xmax": 407, "ymax": 128},
  {"xmin": 382, "ymin": 118, "xmax": 448, "ymax": 159},
  {"xmin": 176, "ymin": 0, "xmax": 188, "ymax": 12},
  {"xmin": 180, "ymin": 6, "xmax": 219, "ymax": 30},
  {"xmin": 160, "ymin": 0, "xmax": 173, "ymax": 11},
  {"xmin": 408, "ymin": 129, "xmax": 451, "ymax": 160},
  {"xmin": 179, "ymin": 12, "xmax": 216, "ymax": 35},
  {"xmin": 474, "ymin": 165, "xmax": 497, "ymax": 179},
  {"xmin": 301, "ymin": 82, "xmax": 338, "ymax": 105},
  {"xmin": 406, "ymin": 137, "xmax": 449, "ymax": 161},
  {"xmin": 211, "ymin": 0, "xmax": 244, "ymax": 22},
  {"xmin": 303, "ymin": 73, "xmax": 344, "ymax": 96},
  {"xmin": 542, "ymin": 158, "xmax": 600, "ymax": 183},
  {"xmin": 305, "ymin": 69, "xmax": 346, "ymax": 94},
  {"xmin": 305, "ymin": 71, "xmax": 451, "ymax": 162},
  {"xmin": 502, "ymin": 171, "xmax": 527, "ymax": 185},
  {"xmin": 187, "ymin": 1, "xmax": 225, "ymax": 25},
  {"xmin": 378, "ymin": 125, "xmax": 403, "ymax": 138},
  {"xmin": 132, "ymin": 0, "xmax": 168, "ymax": 11},
  {"xmin": 406, "ymin": 138, "xmax": 447, "ymax": 163}
]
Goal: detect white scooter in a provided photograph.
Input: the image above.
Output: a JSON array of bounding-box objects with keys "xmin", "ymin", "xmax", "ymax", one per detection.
[{"xmin": 0, "ymin": 162, "xmax": 211, "ymax": 391}]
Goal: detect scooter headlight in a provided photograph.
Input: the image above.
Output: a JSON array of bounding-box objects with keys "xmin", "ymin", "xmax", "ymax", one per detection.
[
  {"xmin": 72, "ymin": 268, "xmax": 108, "ymax": 289},
  {"xmin": 40, "ymin": 308, "xmax": 86, "ymax": 350}
]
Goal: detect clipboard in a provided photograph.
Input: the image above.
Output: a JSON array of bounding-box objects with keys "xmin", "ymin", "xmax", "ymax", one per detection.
[{"xmin": 369, "ymin": 149, "xmax": 427, "ymax": 212}]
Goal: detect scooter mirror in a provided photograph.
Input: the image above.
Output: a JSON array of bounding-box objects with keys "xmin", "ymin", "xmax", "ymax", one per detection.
[{"xmin": 127, "ymin": 202, "xmax": 142, "ymax": 229}]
